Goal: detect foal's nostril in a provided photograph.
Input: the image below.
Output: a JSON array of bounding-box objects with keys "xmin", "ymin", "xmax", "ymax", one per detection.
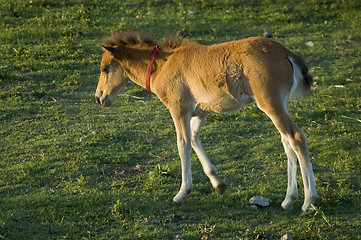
[
  {"xmin": 95, "ymin": 89, "xmax": 103, "ymax": 105},
  {"xmin": 95, "ymin": 96, "xmax": 102, "ymax": 105}
]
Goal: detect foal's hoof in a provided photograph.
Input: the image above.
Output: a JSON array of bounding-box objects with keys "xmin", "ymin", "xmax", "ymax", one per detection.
[
  {"xmin": 281, "ymin": 198, "xmax": 296, "ymax": 211},
  {"xmin": 173, "ymin": 199, "xmax": 184, "ymax": 205},
  {"xmin": 173, "ymin": 196, "xmax": 185, "ymax": 205},
  {"xmin": 173, "ymin": 191, "xmax": 190, "ymax": 205},
  {"xmin": 302, "ymin": 195, "xmax": 319, "ymax": 212},
  {"xmin": 215, "ymin": 180, "xmax": 227, "ymax": 194}
]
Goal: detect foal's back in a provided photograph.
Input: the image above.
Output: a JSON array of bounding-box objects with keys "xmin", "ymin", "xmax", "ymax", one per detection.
[{"xmin": 157, "ymin": 37, "xmax": 297, "ymax": 114}]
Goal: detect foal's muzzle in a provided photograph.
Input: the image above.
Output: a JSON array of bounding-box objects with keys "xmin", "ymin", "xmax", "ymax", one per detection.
[{"xmin": 95, "ymin": 89, "xmax": 112, "ymax": 107}]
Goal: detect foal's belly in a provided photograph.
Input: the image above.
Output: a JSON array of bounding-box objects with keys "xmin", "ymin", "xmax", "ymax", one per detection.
[{"xmin": 195, "ymin": 92, "xmax": 253, "ymax": 114}]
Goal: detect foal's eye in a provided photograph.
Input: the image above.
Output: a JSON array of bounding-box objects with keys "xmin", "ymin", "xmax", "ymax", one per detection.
[{"xmin": 101, "ymin": 67, "xmax": 108, "ymax": 73}]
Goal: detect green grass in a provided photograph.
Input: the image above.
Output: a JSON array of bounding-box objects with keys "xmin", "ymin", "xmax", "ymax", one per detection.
[{"xmin": 1, "ymin": 0, "xmax": 360, "ymax": 239}]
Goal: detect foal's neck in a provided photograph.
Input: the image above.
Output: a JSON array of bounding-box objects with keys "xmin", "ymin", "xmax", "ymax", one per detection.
[{"xmin": 121, "ymin": 46, "xmax": 171, "ymax": 90}]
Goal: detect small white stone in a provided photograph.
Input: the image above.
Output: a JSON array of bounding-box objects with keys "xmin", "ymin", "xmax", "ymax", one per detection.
[
  {"xmin": 281, "ymin": 233, "xmax": 292, "ymax": 240},
  {"xmin": 175, "ymin": 234, "xmax": 183, "ymax": 239},
  {"xmin": 249, "ymin": 196, "xmax": 270, "ymax": 207},
  {"xmin": 305, "ymin": 41, "xmax": 314, "ymax": 47}
]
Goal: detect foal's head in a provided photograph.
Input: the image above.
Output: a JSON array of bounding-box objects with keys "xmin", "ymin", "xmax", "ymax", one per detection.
[
  {"xmin": 95, "ymin": 31, "xmax": 160, "ymax": 107},
  {"xmin": 95, "ymin": 46, "xmax": 128, "ymax": 107}
]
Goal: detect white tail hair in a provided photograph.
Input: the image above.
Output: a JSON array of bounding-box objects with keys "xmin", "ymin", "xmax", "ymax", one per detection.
[{"xmin": 288, "ymin": 56, "xmax": 312, "ymax": 99}]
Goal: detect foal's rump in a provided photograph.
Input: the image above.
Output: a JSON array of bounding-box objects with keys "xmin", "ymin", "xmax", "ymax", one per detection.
[{"xmin": 226, "ymin": 38, "xmax": 312, "ymax": 107}]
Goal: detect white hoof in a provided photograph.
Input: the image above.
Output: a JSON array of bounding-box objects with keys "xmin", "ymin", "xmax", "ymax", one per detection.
[
  {"xmin": 302, "ymin": 197, "xmax": 319, "ymax": 211},
  {"xmin": 281, "ymin": 197, "xmax": 297, "ymax": 210},
  {"xmin": 173, "ymin": 191, "xmax": 190, "ymax": 204},
  {"xmin": 302, "ymin": 203, "xmax": 313, "ymax": 212}
]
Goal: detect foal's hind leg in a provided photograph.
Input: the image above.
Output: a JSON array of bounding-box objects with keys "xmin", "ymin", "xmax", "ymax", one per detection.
[
  {"xmin": 266, "ymin": 109, "xmax": 318, "ymax": 211},
  {"xmin": 258, "ymin": 103, "xmax": 318, "ymax": 211},
  {"xmin": 190, "ymin": 115, "xmax": 227, "ymax": 194},
  {"xmin": 280, "ymin": 134, "xmax": 299, "ymax": 210}
]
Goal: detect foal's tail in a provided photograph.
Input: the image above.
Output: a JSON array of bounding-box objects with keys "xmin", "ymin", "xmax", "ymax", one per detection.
[{"xmin": 287, "ymin": 56, "xmax": 313, "ymax": 99}]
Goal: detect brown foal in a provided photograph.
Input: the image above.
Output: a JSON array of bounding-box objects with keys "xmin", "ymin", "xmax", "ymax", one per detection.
[{"xmin": 95, "ymin": 31, "xmax": 318, "ymax": 211}]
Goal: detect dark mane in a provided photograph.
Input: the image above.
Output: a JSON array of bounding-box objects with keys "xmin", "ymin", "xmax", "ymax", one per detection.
[
  {"xmin": 161, "ymin": 34, "xmax": 185, "ymax": 49},
  {"xmin": 102, "ymin": 30, "xmax": 187, "ymax": 49}
]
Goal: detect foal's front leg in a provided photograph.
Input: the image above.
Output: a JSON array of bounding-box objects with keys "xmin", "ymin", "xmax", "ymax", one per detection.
[
  {"xmin": 170, "ymin": 108, "xmax": 193, "ymax": 204},
  {"xmin": 190, "ymin": 115, "xmax": 227, "ymax": 194}
]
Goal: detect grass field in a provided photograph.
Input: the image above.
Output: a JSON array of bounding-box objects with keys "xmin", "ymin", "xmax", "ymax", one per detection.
[{"xmin": 1, "ymin": 0, "xmax": 360, "ymax": 239}]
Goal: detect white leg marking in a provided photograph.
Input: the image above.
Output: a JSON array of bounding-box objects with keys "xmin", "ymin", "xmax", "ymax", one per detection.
[
  {"xmin": 283, "ymin": 129, "xmax": 318, "ymax": 211},
  {"xmin": 173, "ymin": 136, "xmax": 193, "ymax": 204},
  {"xmin": 281, "ymin": 134, "xmax": 298, "ymax": 210},
  {"xmin": 171, "ymin": 110, "xmax": 193, "ymax": 204},
  {"xmin": 190, "ymin": 116, "xmax": 226, "ymax": 194},
  {"xmin": 295, "ymin": 149, "xmax": 319, "ymax": 211}
]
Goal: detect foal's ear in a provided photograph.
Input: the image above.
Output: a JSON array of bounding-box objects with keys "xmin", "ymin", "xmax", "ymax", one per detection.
[{"xmin": 102, "ymin": 45, "xmax": 118, "ymax": 55}]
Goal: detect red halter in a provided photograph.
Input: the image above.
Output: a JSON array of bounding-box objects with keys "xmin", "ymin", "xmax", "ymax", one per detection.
[{"xmin": 145, "ymin": 45, "xmax": 160, "ymax": 91}]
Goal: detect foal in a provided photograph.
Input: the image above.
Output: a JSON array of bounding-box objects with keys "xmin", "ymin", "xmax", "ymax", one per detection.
[{"xmin": 95, "ymin": 31, "xmax": 318, "ymax": 211}]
